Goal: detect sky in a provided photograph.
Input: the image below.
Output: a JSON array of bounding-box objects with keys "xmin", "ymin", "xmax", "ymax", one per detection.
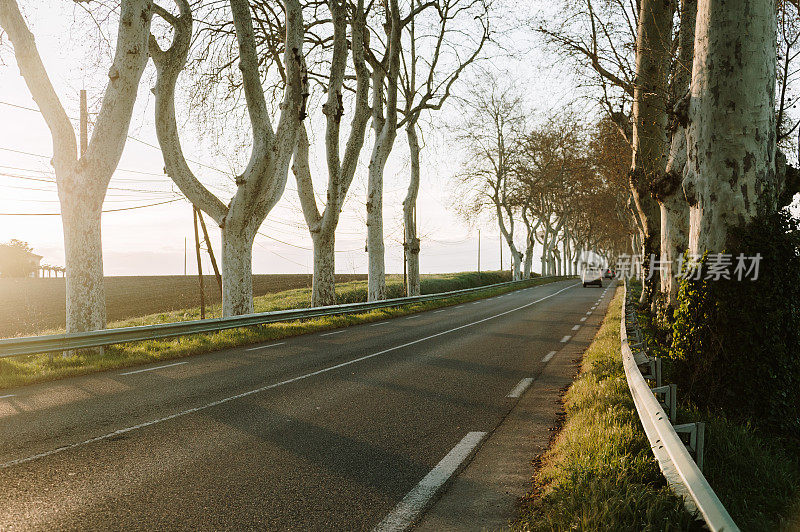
[{"xmin": 0, "ymin": 0, "xmax": 578, "ymax": 276}]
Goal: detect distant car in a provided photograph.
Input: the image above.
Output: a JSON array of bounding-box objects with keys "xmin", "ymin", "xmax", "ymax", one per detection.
[
  {"xmin": 582, "ymin": 267, "xmax": 603, "ymax": 287},
  {"xmin": 604, "ymin": 268, "xmax": 615, "ymax": 279}
]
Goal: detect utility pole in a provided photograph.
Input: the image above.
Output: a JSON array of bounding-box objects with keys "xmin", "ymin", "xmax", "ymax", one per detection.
[
  {"xmin": 477, "ymin": 229, "xmax": 481, "ymax": 273},
  {"xmin": 193, "ymin": 207, "xmax": 206, "ymax": 319},
  {"xmin": 500, "ymin": 234, "xmax": 503, "ymax": 272},
  {"xmin": 79, "ymin": 89, "xmax": 88, "ymax": 157},
  {"xmin": 196, "ymin": 208, "xmax": 222, "ymax": 294},
  {"xmin": 402, "ymin": 219, "xmax": 407, "ymax": 295}
]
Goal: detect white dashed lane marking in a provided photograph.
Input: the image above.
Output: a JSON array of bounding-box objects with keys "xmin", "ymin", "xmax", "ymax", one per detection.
[
  {"xmin": 320, "ymin": 330, "xmax": 345, "ymax": 337},
  {"xmin": 506, "ymin": 378, "xmax": 534, "ymax": 398},
  {"xmin": 246, "ymin": 342, "xmax": 286, "ymax": 351},
  {"xmin": 542, "ymin": 351, "xmax": 556, "ymax": 363},
  {"xmin": 119, "ymin": 361, "xmax": 187, "ymax": 376},
  {"xmin": 560, "ymin": 335, "xmax": 571, "ymax": 343},
  {"xmin": 373, "ymin": 432, "xmax": 487, "ymax": 532}
]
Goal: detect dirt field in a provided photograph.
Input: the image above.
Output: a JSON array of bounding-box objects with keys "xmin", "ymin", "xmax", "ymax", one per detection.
[{"xmin": 0, "ymin": 274, "xmax": 367, "ymax": 338}]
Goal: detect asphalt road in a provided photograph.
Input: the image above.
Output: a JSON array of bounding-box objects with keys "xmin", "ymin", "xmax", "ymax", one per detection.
[{"xmin": 0, "ymin": 278, "xmax": 613, "ymax": 531}]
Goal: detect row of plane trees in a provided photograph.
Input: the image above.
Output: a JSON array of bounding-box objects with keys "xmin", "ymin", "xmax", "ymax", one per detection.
[{"xmin": 0, "ymin": 0, "xmax": 497, "ymax": 336}]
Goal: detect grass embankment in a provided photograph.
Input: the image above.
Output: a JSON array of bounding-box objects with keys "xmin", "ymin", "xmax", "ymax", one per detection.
[
  {"xmin": 0, "ymin": 272, "xmax": 571, "ymax": 390},
  {"xmin": 632, "ymin": 286, "xmax": 800, "ymax": 531},
  {"xmin": 516, "ymin": 288, "xmax": 701, "ymax": 531}
]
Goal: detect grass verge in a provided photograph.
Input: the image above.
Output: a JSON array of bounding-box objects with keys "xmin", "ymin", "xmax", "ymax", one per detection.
[
  {"xmin": 515, "ymin": 288, "xmax": 701, "ymax": 531},
  {"xmin": 0, "ymin": 273, "xmax": 571, "ymax": 390},
  {"xmin": 632, "ymin": 283, "xmax": 800, "ymax": 531}
]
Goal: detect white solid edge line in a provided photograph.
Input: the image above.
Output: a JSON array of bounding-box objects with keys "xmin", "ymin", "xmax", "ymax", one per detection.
[
  {"xmin": 580, "ymin": 317, "xmax": 587, "ymax": 322},
  {"xmin": 119, "ymin": 361, "xmax": 188, "ymax": 376},
  {"xmin": 373, "ymin": 431, "xmax": 488, "ymax": 532},
  {"xmin": 320, "ymin": 330, "xmax": 345, "ymax": 337},
  {"xmin": 0, "ymin": 394, "xmax": 15, "ymax": 399},
  {"xmin": 246, "ymin": 342, "xmax": 286, "ymax": 351},
  {"xmin": 572, "ymin": 325, "xmax": 580, "ymax": 331},
  {"xmin": 542, "ymin": 351, "xmax": 556, "ymax": 363},
  {"xmin": 560, "ymin": 335, "xmax": 571, "ymax": 343},
  {"xmin": 506, "ymin": 377, "xmax": 534, "ymax": 398},
  {"xmin": 1, "ymin": 282, "xmax": 577, "ymax": 470}
]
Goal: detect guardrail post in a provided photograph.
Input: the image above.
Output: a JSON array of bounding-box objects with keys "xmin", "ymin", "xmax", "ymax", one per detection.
[
  {"xmin": 652, "ymin": 383, "xmax": 677, "ymax": 422},
  {"xmin": 640, "ymin": 356, "xmax": 662, "ymax": 387},
  {"xmin": 674, "ymin": 422, "xmax": 706, "ymax": 471}
]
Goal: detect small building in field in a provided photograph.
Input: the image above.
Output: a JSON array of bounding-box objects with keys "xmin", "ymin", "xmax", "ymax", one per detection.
[
  {"xmin": 24, "ymin": 252, "xmax": 42, "ymax": 278},
  {"xmin": 0, "ymin": 245, "xmax": 42, "ymax": 278}
]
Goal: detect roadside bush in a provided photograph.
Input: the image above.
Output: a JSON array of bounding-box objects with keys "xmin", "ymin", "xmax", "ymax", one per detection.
[{"xmin": 669, "ymin": 211, "xmax": 800, "ymax": 438}]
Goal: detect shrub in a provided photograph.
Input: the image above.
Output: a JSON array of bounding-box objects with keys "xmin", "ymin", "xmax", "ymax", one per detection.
[{"xmin": 669, "ymin": 211, "xmax": 800, "ymax": 437}]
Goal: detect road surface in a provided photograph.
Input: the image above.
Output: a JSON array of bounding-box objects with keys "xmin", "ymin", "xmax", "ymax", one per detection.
[{"xmin": 0, "ymin": 279, "xmax": 614, "ymax": 531}]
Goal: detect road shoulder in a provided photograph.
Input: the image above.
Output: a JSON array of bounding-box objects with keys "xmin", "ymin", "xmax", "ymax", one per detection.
[{"xmin": 414, "ymin": 283, "xmax": 617, "ymax": 531}]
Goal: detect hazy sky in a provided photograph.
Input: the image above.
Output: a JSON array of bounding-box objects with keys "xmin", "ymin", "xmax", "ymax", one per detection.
[{"xmin": 0, "ymin": 1, "xmax": 576, "ymax": 276}]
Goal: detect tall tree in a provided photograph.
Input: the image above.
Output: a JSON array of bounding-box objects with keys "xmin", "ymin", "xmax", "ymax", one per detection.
[
  {"xmin": 0, "ymin": 0, "xmax": 153, "ymax": 338},
  {"xmin": 363, "ymin": 0, "xmax": 402, "ymax": 301},
  {"xmin": 149, "ymin": 0, "xmax": 307, "ymax": 316},
  {"xmin": 292, "ymin": 0, "xmax": 371, "ymax": 307},
  {"xmin": 652, "ymin": 0, "xmax": 696, "ymax": 310},
  {"xmin": 455, "ymin": 81, "xmax": 526, "ymax": 279},
  {"xmin": 629, "ymin": 0, "xmax": 675, "ymax": 306},
  {"xmin": 397, "ymin": 0, "xmax": 490, "ymax": 295}
]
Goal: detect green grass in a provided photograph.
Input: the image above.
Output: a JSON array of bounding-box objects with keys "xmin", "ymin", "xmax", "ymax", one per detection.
[
  {"xmin": 630, "ymin": 282, "xmax": 800, "ymax": 531},
  {"xmin": 515, "ymin": 288, "xmax": 701, "ymax": 531},
  {"xmin": 0, "ymin": 272, "xmax": 571, "ymax": 390}
]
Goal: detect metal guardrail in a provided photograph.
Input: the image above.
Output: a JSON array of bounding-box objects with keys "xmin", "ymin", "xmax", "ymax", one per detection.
[
  {"xmin": 621, "ymin": 280, "xmax": 738, "ymax": 532},
  {"xmin": 0, "ymin": 276, "xmax": 563, "ymax": 358}
]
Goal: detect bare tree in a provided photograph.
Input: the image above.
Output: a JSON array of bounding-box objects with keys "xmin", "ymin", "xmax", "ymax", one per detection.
[
  {"xmin": 363, "ymin": 0, "xmax": 401, "ymax": 301},
  {"xmin": 292, "ymin": 0, "xmax": 371, "ymax": 307},
  {"xmin": 537, "ymin": 0, "xmax": 637, "ymax": 140},
  {"xmin": 0, "ymin": 0, "xmax": 153, "ymax": 341},
  {"xmin": 149, "ymin": 0, "xmax": 307, "ymax": 316},
  {"xmin": 397, "ymin": 0, "xmax": 490, "ymax": 295},
  {"xmin": 454, "ymin": 80, "xmax": 526, "ymax": 279}
]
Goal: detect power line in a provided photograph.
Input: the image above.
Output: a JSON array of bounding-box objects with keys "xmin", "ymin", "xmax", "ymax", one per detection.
[
  {"xmin": 0, "ymin": 99, "xmax": 231, "ymax": 176},
  {"xmin": 0, "ymin": 198, "xmax": 184, "ymax": 216},
  {"xmin": 0, "ymin": 171, "xmax": 181, "ymax": 194},
  {"xmin": 253, "ymin": 239, "xmax": 310, "ymax": 271},
  {"xmin": 256, "ymin": 231, "xmax": 362, "ymax": 253}
]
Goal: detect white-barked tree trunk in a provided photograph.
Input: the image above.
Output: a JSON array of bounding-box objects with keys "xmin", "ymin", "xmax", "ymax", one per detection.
[{"xmin": 0, "ymin": 0, "xmax": 153, "ymax": 341}]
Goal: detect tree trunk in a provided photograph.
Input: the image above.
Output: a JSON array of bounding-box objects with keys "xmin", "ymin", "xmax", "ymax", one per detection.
[
  {"xmin": 61, "ymin": 198, "xmax": 105, "ymax": 338},
  {"xmin": 512, "ymin": 250, "xmax": 523, "ymax": 280},
  {"xmin": 404, "ymin": 124, "xmax": 422, "ymax": 296},
  {"xmin": 311, "ymin": 232, "xmax": 336, "ymax": 307},
  {"xmin": 221, "ymin": 227, "xmax": 255, "ymax": 316},
  {"xmin": 654, "ymin": 0, "xmax": 696, "ymax": 310},
  {"xmin": 630, "ymin": 0, "xmax": 676, "ymax": 304},
  {"xmin": 684, "ymin": 0, "xmax": 778, "ymax": 254},
  {"xmin": 366, "ymin": 158, "xmax": 387, "ymax": 301},
  {"xmin": 523, "ymin": 241, "xmax": 534, "ymax": 279}
]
